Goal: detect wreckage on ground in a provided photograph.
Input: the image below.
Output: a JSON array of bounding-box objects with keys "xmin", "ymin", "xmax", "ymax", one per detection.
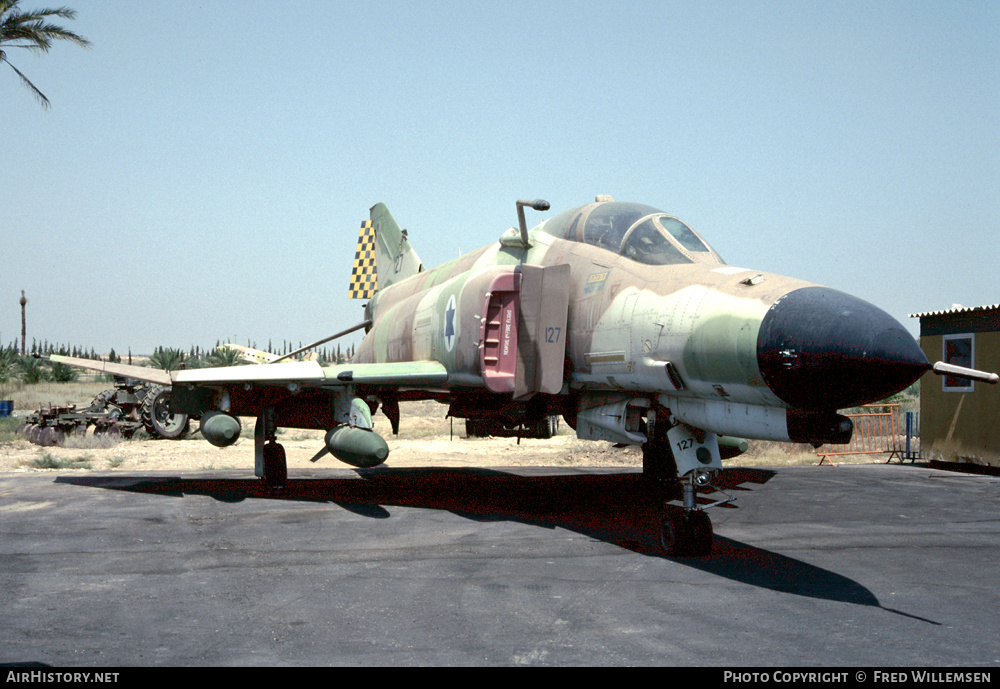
[{"xmin": 17, "ymin": 378, "xmax": 188, "ymax": 446}]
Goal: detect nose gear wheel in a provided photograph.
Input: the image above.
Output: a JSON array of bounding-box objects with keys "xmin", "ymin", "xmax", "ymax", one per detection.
[{"xmin": 660, "ymin": 509, "xmax": 713, "ymax": 557}]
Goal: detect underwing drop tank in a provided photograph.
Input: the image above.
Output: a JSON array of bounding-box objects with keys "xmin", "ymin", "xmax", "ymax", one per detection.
[
  {"xmin": 199, "ymin": 411, "xmax": 242, "ymax": 447},
  {"xmin": 325, "ymin": 426, "xmax": 389, "ymax": 468}
]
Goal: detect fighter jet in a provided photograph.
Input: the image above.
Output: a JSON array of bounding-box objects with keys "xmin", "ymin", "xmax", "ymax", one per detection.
[{"xmin": 45, "ymin": 196, "xmax": 997, "ymax": 555}]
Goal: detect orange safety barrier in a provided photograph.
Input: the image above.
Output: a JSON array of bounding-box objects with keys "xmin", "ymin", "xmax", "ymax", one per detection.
[{"xmin": 816, "ymin": 404, "xmax": 902, "ymax": 465}]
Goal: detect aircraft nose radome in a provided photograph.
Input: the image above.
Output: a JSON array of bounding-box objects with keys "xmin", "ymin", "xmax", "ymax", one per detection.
[{"xmin": 757, "ymin": 286, "xmax": 930, "ymax": 411}]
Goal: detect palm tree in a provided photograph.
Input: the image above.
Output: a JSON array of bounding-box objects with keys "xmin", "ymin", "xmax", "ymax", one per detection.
[
  {"xmin": 148, "ymin": 347, "xmax": 186, "ymax": 372},
  {"xmin": 1, "ymin": 1, "xmax": 90, "ymax": 110},
  {"xmin": 205, "ymin": 346, "xmax": 248, "ymax": 368}
]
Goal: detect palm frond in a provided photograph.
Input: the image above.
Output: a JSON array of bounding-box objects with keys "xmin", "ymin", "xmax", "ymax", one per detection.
[
  {"xmin": 2, "ymin": 54, "xmax": 49, "ymax": 108},
  {"xmin": 1, "ymin": 14, "xmax": 91, "ymax": 51},
  {"xmin": 0, "ymin": 1, "xmax": 89, "ymax": 109}
]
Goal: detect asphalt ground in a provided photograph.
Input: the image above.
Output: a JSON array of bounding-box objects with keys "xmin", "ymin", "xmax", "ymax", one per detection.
[{"xmin": 1, "ymin": 463, "xmax": 998, "ymax": 667}]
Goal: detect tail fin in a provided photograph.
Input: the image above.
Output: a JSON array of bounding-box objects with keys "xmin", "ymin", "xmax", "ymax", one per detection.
[{"xmin": 348, "ymin": 203, "xmax": 423, "ymax": 299}]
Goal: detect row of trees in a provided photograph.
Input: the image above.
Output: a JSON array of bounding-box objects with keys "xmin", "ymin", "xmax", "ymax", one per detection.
[
  {"xmin": 10, "ymin": 339, "xmax": 107, "ymax": 361},
  {"xmin": 177, "ymin": 341, "xmax": 357, "ymax": 364},
  {"xmin": 146, "ymin": 342, "xmax": 356, "ymax": 371},
  {"xmin": 0, "ymin": 339, "xmax": 359, "ymax": 398},
  {"xmin": 0, "ymin": 345, "xmax": 80, "ymax": 399}
]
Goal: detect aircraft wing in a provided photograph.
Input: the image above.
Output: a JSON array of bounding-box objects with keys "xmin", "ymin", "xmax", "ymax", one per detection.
[
  {"xmin": 44, "ymin": 354, "xmax": 173, "ymax": 386},
  {"xmin": 45, "ymin": 354, "xmax": 450, "ymax": 390},
  {"xmin": 44, "ymin": 353, "xmax": 448, "ymax": 470}
]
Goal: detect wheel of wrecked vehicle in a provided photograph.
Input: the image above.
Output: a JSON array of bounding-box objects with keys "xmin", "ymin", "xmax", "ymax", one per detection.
[
  {"xmin": 95, "ymin": 422, "xmax": 121, "ymax": 440},
  {"xmin": 25, "ymin": 424, "xmax": 42, "ymax": 445},
  {"xmin": 88, "ymin": 389, "xmax": 115, "ymax": 412},
  {"xmin": 37, "ymin": 426, "xmax": 63, "ymax": 447},
  {"xmin": 22, "ymin": 424, "xmax": 38, "ymax": 444},
  {"xmin": 141, "ymin": 385, "xmax": 190, "ymax": 439}
]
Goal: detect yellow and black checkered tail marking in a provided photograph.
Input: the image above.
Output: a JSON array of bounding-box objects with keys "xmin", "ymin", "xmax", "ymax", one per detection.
[{"xmin": 348, "ymin": 220, "xmax": 379, "ymax": 299}]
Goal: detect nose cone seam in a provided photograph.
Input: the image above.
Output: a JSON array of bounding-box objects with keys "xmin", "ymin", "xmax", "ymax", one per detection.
[{"xmin": 757, "ymin": 287, "xmax": 929, "ymax": 411}]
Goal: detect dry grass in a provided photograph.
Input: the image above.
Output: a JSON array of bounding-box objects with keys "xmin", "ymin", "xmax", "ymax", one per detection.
[
  {"xmin": 740, "ymin": 440, "xmax": 835, "ymax": 466},
  {"xmin": 1, "ymin": 385, "xmax": 894, "ymax": 471},
  {"xmin": 7, "ymin": 379, "xmax": 110, "ymax": 411}
]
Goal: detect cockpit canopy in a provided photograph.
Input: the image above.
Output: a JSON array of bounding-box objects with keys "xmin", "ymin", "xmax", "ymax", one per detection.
[{"xmin": 539, "ymin": 201, "xmax": 724, "ymax": 266}]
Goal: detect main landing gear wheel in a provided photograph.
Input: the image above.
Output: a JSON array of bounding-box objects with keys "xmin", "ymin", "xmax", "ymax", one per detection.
[
  {"xmin": 261, "ymin": 441, "xmax": 287, "ymax": 489},
  {"xmin": 660, "ymin": 509, "xmax": 713, "ymax": 557}
]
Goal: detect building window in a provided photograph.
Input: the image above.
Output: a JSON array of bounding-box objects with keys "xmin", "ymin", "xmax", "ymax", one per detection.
[{"xmin": 943, "ymin": 333, "xmax": 974, "ymax": 391}]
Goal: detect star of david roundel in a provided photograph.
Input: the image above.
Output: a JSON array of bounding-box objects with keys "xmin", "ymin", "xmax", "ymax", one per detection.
[{"xmin": 444, "ymin": 294, "xmax": 457, "ymax": 352}]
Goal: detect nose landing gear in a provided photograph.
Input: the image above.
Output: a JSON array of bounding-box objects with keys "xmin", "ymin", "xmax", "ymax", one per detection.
[{"xmin": 643, "ymin": 413, "xmax": 733, "ymax": 557}]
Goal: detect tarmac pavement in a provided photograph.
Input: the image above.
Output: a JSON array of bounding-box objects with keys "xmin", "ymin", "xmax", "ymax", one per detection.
[{"xmin": 1, "ymin": 463, "xmax": 998, "ymax": 666}]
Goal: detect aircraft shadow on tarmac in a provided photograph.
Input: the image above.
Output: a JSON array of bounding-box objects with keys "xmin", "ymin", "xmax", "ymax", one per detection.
[{"xmin": 54, "ymin": 467, "xmax": 936, "ymax": 622}]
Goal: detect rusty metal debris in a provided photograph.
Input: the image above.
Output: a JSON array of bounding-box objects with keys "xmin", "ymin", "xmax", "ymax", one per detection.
[{"xmin": 16, "ymin": 378, "xmax": 189, "ymax": 446}]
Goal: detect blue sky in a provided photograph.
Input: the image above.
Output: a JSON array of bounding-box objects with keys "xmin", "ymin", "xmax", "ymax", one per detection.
[{"xmin": 3, "ymin": 0, "xmax": 997, "ymax": 355}]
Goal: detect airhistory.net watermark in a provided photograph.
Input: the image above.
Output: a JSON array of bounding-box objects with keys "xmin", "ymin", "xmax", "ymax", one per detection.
[{"xmin": 5, "ymin": 672, "xmax": 119, "ymax": 683}]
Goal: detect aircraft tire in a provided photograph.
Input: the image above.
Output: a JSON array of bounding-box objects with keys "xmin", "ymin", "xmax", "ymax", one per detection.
[
  {"xmin": 660, "ymin": 511, "xmax": 685, "ymax": 556},
  {"xmin": 529, "ymin": 418, "xmax": 548, "ymax": 439},
  {"xmin": 535, "ymin": 416, "xmax": 559, "ymax": 439},
  {"xmin": 685, "ymin": 510, "xmax": 713, "ymax": 557},
  {"xmin": 262, "ymin": 442, "xmax": 287, "ymax": 488},
  {"xmin": 659, "ymin": 510, "xmax": 713, "ymax": 557}
]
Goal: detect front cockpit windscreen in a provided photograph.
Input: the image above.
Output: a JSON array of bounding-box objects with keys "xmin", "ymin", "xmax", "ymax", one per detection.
[
  {"xmin": 656, "ymin": 215, "xmax": 709, "ymax": 253},
  {"xmin": 581, "ymin": 203, "xmax": 663, "ymax": 253},
  {"xmin": 621, "ymin": 219, "xmax": 691, "ymax": 265},
  {"xmin": 540, "ymin": 201, "xmax": 722, "ymax": 266}
]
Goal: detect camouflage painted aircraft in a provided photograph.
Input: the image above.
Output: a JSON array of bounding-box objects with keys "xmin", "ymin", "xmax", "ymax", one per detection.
[{"xmin": 45, "ymin": 196, "xmax": 997, "ymax": 555}]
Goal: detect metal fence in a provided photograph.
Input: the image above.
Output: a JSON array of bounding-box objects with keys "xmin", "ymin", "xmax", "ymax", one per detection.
[
  {"xmin": 817, "ymin": 404, "xmax": 914, "ymax": 465},
  {"xmin": 902, "ymin": 411, "xmax": 921, "ymax": 461}
]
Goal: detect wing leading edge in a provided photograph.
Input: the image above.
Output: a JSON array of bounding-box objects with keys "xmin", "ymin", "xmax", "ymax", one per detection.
[{"xmin": 45, "ymin": 354, "xmax": 449, "ymax": 390}]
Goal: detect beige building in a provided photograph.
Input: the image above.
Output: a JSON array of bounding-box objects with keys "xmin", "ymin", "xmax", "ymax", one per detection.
[{"xmin": 911, "ymin": 304, "xmax": 1000, "ymax": 466}]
